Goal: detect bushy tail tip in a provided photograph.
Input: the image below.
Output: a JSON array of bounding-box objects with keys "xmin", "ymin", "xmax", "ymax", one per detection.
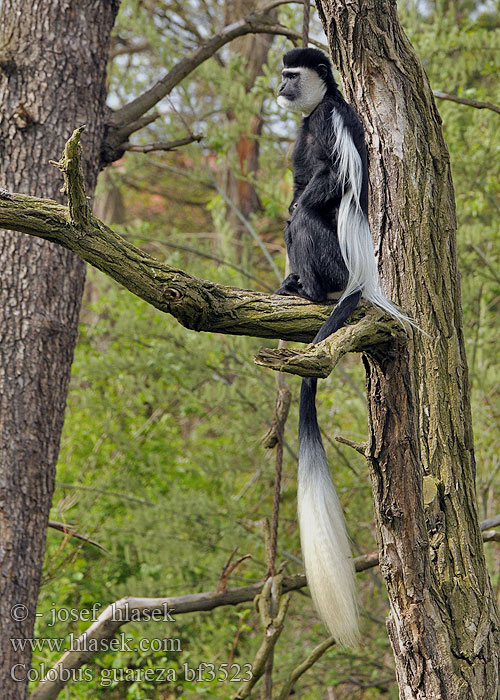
[{"xmin": 298, "ymin": 436, "xmax": 359, "ymax": 646}]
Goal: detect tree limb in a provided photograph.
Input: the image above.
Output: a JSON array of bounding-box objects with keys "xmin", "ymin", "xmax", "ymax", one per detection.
[
  {"xmin": 433, "ymin": 90, "xmax": 500, "ymax": 116},
  {"xmin": 109, "ymin": 15, "xmax": 302, "ymax": 131},
  {"xmin": 0, "ymin": 189, "xmax": 343, "ymax": 341},
  {"xmin": 124, "ymin": 134, "xmax": 203, "ymax": 153},
  {"xmin": 47, "ymin": 521, "xmax": 109, "ymax": 552},
  {"xmin": 105, "ymin": 2, "xmax": 326, "ymax": 162},
  {"xmin": 112, "ymin": 112, "xmax": 161, "ymax": 142},
  {"xmin": 0, "ymin": 121, "xmax": 350, "ymax": 344},
  {"xmin": 255, "ymin": 308, "xmax": 407, "ymax": 377},
  {"xmin": 277, "ymin": 635, "xmax": 336, "ymax": 700}
]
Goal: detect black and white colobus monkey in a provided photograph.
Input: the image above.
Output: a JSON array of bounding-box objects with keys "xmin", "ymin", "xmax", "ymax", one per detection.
[{"xmin": 276, "ymin": 48, "xmax": 410, "ymax": 646}]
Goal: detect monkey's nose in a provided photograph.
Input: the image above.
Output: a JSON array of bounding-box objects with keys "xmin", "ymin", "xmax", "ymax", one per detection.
[{"xmin": 278, "ymin": 81, "xmax": 286, "ymax": 94}]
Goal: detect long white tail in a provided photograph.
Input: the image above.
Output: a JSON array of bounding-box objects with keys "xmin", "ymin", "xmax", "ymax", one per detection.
[
  {"xmin": 298, "ymin": 375, "xmax": 359, "ymax": 646},
  {"xmin": 298, "ymin": 432, "xmax": 358, "ymax": 646}
]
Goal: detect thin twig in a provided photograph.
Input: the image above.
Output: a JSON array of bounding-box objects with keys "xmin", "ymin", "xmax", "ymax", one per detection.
[
  {"xmin": 57, "ymin": 482, "xmax": 154, "ymax": 506},
  {"xmin": 433, "ymin": 90, "xmax": 500, "ymax": 116},
  {"xmin": 124, "ymin": 134, "xmax": 203, "ymax": 153},
  {"xmin": 214, "ymin": 181, "xmax": 282, "ymax": 281},
  {"xmin": 278, "ymin": 635, "xmax": 336, "ymax": 700},
  {"xmin": 120, "ymin": 232, "xmax": 275, "ymax": 291},
  {"xmin": 47, "ymin": 521, "xmax": 109, "ymax": 552},
  {"xmin": 28, "ymin": 524, "xmax": 500, "ymax": 700}
]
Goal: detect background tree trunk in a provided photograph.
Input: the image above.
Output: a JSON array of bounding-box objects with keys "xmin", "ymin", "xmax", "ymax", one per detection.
[
  {"xmin": 219, "ymin": 0, "xmax": 276, "ymax": 256},
  {"xmin": 0, "ymin": 2, "xmax": 119, "ymax": 697},
  {"xmin": 315, "ymin": 0, "xmax": 500, "ymax": 696}
]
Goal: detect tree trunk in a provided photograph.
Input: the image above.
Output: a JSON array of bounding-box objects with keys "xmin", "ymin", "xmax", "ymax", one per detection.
[
  {"xmin": 0, "ymin": 2, "xmax": 119, "ymax": 697},
  {"xmin": 315, "ymin": 0, "xmax": 500, "ymax": 697},
  {"xmin": 220, "ymin": 0, "xmax": 275, "ymax": 255}
]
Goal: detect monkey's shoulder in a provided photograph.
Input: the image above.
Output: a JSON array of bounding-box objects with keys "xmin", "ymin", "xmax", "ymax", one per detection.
[{"xmin": 310, "ymin": 95, "xmax": 366, "ymax": 152}]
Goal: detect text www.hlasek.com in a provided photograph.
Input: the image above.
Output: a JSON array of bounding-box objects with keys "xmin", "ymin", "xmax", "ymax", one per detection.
[{"xmin": 11, "ymin": 632, "xmax": 182, "ymax": 654}]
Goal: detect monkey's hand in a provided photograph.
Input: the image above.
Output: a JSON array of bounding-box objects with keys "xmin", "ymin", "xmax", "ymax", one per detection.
[{"xmin": 275, "ymin": 273, "xmax": 303, "ymax": 296}]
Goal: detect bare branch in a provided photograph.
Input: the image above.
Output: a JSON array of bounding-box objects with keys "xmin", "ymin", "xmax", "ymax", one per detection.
[
  {"xmin": 110, "ymin": 40, "xmax": 150, "ymax": 59},
  {"xmin": 234, "ymin": 576, "xmax": 290, "ymax": 699},
  {"xmin": 28, "ymin": 558, "xmax": 374, "ymax": 700},
  {"xmin": 433, "ymin": 90, "xmax": 500, "ymax": 116},
  {"xmin": 480, "ymin": 514, "xmax": 500, "ymax": 530},
  {"xmin": 482, "ymin": 530, "xmax": 500, "ymax": 543},
  {"xmin": 278, "ymin": 635, "xmax": 336, "ymax": 700},
  {"xmin": 335, "ymin": 435, "xmax": 368, "ymax": 456},
  {"xmin": 112, "ymin": 112, "xmax": 161, "ymax": 143},
  {"xmin": 124, "ymin": 134, "xmax": 203, "ymax": 152},
  {"xmin": 57, "ymin": 482, "xmax": 154, "ymax": 506},
  {"xmin": 47, "ymin": 521, "xmax": 109, "ymax": 552},
  {"xmin": 28, "ymin": 526, "xmax": 499, "ymax": 700},
  {"xmin": 217, "ymin": 549, "xmax": 252, "ymax": 593},
  {"xmin": 108, "ymin": 6, "xmax": 325, "ymax": 134}
]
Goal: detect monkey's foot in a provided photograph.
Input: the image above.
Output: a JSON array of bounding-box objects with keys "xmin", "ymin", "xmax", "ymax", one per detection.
[{"xmin": 275, "ymin": 273, "xmax": 304, "ymax": 297}]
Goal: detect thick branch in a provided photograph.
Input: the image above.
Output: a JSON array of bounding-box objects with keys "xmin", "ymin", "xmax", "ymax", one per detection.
[
  {"xmin": 255, "ymin": 308, "xmax": 406, "ymax": 377},
  {"xmin": 0, "ymin": 192, "xmax": 334, "ymax": 342},
  {"xmin": 109, "ymin": 14, "xmax": 304, "ymax": 131}
]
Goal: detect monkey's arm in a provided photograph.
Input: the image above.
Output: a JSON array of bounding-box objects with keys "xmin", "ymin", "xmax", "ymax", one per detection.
[{"xmin": 293, "ymin": 164, "xmax": 342, "ymax": 210}]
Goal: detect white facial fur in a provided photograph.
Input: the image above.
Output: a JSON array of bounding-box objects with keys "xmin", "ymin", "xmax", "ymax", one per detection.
[{"xmin": 277, "ymin": 67, "xmax": 327, "ymax": 116}]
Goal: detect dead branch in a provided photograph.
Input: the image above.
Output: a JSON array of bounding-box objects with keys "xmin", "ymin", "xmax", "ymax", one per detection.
[
  {"xmin": 50, "ymin": 126, "xmax": 90, "ymax": 227},
  {"xmin": 109, "ymin": 14, "xmax": 305, "ymax": 132},
  {"xmin": 28, "ymin": 517, "xmax": 499, "ymax": 700},
  {"xmin": 234, "ymin": 576, "xmax": 290, "ymax": 699},
  {"xmin": 104, "ymin": 3, "xmax": 327, "ymax": 163},
  {"xmin": 335, "ymin": 435, "xmax": 368, "ymax": 456}
]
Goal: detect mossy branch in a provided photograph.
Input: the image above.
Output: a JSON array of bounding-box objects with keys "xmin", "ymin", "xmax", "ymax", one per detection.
[
  {"xmin": 0, "ymin": 131, "xmax": 406, "ymax": 364},
  {"xmin": 255, "ymin": 308, "xmax": 407, "ymax": 377},
  {"xmin": 50, "ymin": 126, "xmax": 90, "ymax": 227}
]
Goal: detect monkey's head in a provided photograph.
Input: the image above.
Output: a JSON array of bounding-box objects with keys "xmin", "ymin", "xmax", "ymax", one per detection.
[{"xmin": 277, "ymin": 48, "xmax": 337, "ymax": 115}]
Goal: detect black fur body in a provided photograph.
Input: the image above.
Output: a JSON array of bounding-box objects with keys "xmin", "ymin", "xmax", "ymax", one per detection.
[{"xmin": 276, "ymin": 55, "xmax": 369, "ymax": 306}]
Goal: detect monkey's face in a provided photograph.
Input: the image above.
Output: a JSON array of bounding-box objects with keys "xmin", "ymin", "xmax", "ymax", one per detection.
[{"xmin": 277, "ymin": 67, "xmax": 327, "ymax": 115}]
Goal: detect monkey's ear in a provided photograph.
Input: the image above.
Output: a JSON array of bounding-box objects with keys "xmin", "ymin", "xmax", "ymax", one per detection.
[{"xmin": 317, "ymin": 63, "xmax": 328, "ymax": 80}]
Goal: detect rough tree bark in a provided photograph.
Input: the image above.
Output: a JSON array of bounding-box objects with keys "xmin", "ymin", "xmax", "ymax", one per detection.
[
  {"xmin": 315, "ymin": 0, "xmax": 500, "ymax": 697},
  {"xmin": 0, "ymin": 2, "xmax": 120, "ymax": 698}
]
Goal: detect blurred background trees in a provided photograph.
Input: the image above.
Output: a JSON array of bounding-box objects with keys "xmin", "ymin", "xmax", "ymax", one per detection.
[{"xmin": 30, "ymin": 0, "xmax": 500, "ymax": 697}]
